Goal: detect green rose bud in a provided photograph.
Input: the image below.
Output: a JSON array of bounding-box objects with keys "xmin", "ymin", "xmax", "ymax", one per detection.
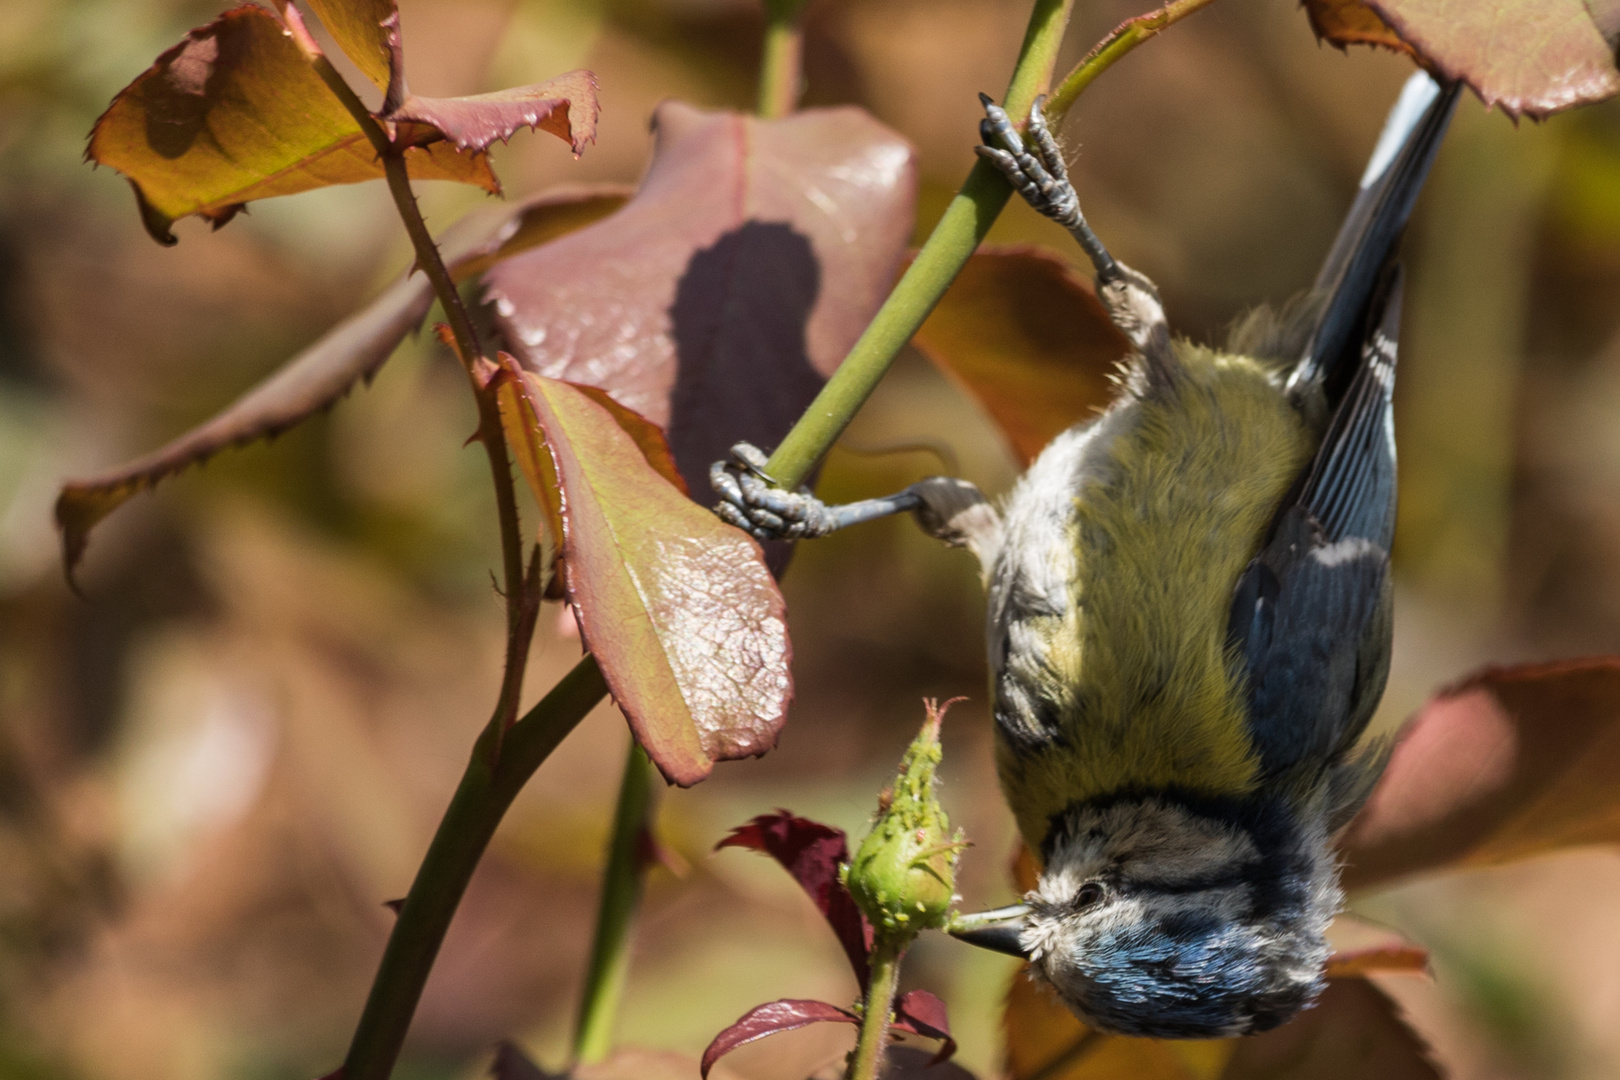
[{"xmin": 845, "ymin": 699, "xmax": 966, "ymax": 943}]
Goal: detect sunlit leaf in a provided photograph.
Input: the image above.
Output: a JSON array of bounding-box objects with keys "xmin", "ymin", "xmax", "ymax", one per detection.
[
  {"xmin": 485, "ymin": 101, "xmax": 917, "ymax": 494},
  {"xmin": 301, "ymin": 0, "xmax": 396, "ymax": 92},
  {"xmin": 912, "ymin": 246, "xmax": 1129, "ymax": 467},
  {"xmin": 1341, "ymin": 658, "xmax": 1620, "ymax": 890},
  {"xmin": 715, "ymin": 811, "xmax": 872, "ymax": 985},
  {"xmin": 1302, "ymin": 0, "xmax": 1620, "ymax": 116},
  {"xmin": 55, "ymin": 184, "xmax": 629, "ymax": 578},
  {"xmin": 495, "ymin": 359, "xmax": 791, "ymax": 786},
  {"xmin": 87, "ymin": 5, "xmax": 496, "ymax": 245},
  {"xmin": 1221, "ymin": 980, "xmax": 1439, "ymax": 1079}
]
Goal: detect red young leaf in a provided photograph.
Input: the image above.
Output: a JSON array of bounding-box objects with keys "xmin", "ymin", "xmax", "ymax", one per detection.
[
  {"xmin": 894, "ymin": 990, "xmax": 957, "ymax": 1065},
  {"xmin": 701, "ymin": 999, "xmax": 857, "ymax": 1079},
  {"xmin": 1324, "ymin": 943, "xmax": 1431, "ymax": 979},
  {"xmin": 494, "ymin": 360, "xmax": 792, "ymax": 786},
  {"xmin": 1304, "ymin": 0, "xmax": 1620, "ymax": 117},
  {"xmin": 1222, "ymin": 979, "xmax": 1439, "ymax": 1080},
  {"xmin": 485, "ymin": 102, "xmax": 917, "ymax": 495},
  {"xmin": 911, "ymin": 246, "xmax": 1129, "ymax": 467},
  {"xmin": 1340, "ymin": 657, "xmax": 1620, "ymax": 890},
  {"xmin": 55, "ymin": 184, "xmax": 629, "ymax": 578},
  {"xmin": 716, "ymin": 811, "xmax": 873, "ymax": 985},
  {"xmin": 87, "ymin": 5, "xmax": 496, "ymax": 245}
]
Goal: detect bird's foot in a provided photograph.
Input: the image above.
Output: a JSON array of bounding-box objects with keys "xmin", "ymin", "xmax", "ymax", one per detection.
[{"xmin": 710, "ymin": 442, "xmax": 840, "ymax": 541}]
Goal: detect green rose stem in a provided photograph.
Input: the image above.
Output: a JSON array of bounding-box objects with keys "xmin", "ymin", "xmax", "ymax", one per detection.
[
  {"xmin": 1044, "ymin": 0, "xmax": 1222, "ymax": 126},
  {"xmin": 290, "ymin": 0, "xmax": 1239, "ymax": 1070},
  {"xmin": 758, "ymin": 0, "xmax": 811, "ymax": 119},
  {"xmin": 849, "ymin": 943, "xmax": 904, "ymax": 1080},
  {"xmin": 572, "ymin": 744, "xmax": 657, "ymax": 1064}
]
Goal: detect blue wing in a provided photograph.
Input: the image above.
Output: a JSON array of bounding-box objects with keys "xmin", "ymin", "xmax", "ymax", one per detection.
[{"xmin": 1228, "ymin": 73, "xmax": 1459, "ymax": 782}]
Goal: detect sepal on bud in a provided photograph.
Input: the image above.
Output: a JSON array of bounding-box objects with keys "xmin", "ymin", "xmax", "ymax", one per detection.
[{"xmin": 844, "ymin": 699, "xmax": 967, "ymax": 943}]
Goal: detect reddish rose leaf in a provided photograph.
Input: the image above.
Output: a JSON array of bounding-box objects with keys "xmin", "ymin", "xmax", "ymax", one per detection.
[
  {"xmin": 485, "ymin": 102, "xmax": 917, "ymax": 495},
  {"xmin": 1304, "ymin": 0, "xmax": 1620, "ymax": 117},
  {"xmin": 894, "ymin": 990, "xmax": 957, "ymax": 1065},
  {"xmin": 716, "ymin": 811, "xmax": 873, "ymax": 985},
  {"xmin": 55, "ymin": 184, "xmax": 629, "ymax": 578},
  {"xmin": 87, "ymin": 5, "xmax": 496, "ymax": 246},
  {"xmin": 1222, "ymin": 979, "xmax": 1439, "ymax": 1080},
  {"xmin": 1341, "ymin": 658, "xmax": 1620, "ymax": 890},
  {"xmin": 701, "ymin": 999, "xmax": 857, "ymax": 1079},
  {"xmin": 911, "ymin": 246, "xmax": 1129, "ymax": 468},
  {"xmin": 495, "ymin": 360, "xmax": 792, "ymax": 786},
  {"xmin": 389, "ymin": 72, "xmax": 600, "ymax": 156},
  {"xmin": 1324, "ymin": 943, "xmax": 1431, "ymax": 979}
]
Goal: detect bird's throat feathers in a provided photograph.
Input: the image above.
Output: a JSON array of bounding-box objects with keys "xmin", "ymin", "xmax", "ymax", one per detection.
[{"xmin": 993, "ymin": 345, "xmax": 1315, "ymax": 851}]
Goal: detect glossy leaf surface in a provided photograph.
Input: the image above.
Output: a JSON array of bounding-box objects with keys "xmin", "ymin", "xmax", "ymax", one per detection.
[
  {"xmin": 912, "ymin": 246, "xmax": 1129, "ymax": 467},
  {"xmin": 1304, "ymin": 0, "xmax": 1620, "ymax": 116},
  {"xmin": 1341, "ymin": 658, "xmax": 1620, "ymax": 890},
  {"xmin": 87, "ymin": 5, "xmax": 495, "ymax": 245},
  {"xmin": 56, "ymin": 185, "xmax": 629, "ymax": 576},
  {"xmin": 496, "ymin": 362, "xmax": 791, "ymax": 786},
  {"xmin": 485, "ymin": 102, "xmax": 917, "ymax": 494},
  {"xmin": 701, "ymin": 999, "xmax": 856, "ymax": 1078},
  {"xmin": 715, "ymin": 811, "xmax": 872, "ymax": 985},
  {"xmin": 302, "ymin": 0, "xmax": 395, "ymax": 91}
]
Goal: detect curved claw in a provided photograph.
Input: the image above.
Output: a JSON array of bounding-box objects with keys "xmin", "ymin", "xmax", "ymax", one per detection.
[{"xmin": 709, "ymin": 441, "xmax": 837, "ymax": 541}]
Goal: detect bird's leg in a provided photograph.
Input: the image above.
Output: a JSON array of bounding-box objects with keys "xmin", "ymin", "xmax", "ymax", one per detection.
[
  {"xmin": 975, "ymin": 94, "xmax": 1175, "ymax": 385},
  {"xmin": 711, "ymin": 443, "xmax": 1003, "ymax": 570}
]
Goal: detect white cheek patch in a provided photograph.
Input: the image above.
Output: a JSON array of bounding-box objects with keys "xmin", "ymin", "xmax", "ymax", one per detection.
[{"xmin": 1310, "ymin": 537, "xmax": 1378, "ymax": 567}]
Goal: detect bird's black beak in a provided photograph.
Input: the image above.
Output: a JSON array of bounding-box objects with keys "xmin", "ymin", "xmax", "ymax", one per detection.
[{"xmin": 947, "ymin": 904, "xmax": 1031, "ymax": 959}]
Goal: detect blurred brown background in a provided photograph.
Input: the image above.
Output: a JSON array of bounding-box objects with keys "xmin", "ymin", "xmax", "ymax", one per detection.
[{"xmin": 1, "ymin": 0, "xmax": 1619, "ymax": 1078}]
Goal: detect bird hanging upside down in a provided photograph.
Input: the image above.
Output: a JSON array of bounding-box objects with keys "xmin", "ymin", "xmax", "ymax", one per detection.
[{"xmin": 711, "ymin": 72, "xmax": 1460, "ymax": 1038}]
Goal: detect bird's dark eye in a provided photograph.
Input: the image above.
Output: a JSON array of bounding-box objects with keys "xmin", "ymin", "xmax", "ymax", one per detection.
[{"xmin": 1075, "ymin": 882, "xmax": 1105, "ymax": 910}]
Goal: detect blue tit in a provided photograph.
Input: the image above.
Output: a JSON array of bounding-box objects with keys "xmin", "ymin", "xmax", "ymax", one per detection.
[{"xmin": 711, "ymin": 72, "xmax": 1460, "ymax": 1038}]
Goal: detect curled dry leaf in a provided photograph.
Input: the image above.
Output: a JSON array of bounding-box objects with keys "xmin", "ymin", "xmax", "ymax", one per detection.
[
  {"xmin": 715, "ymin": 811, "xmax": 873, "ymax": 985},
  {"xmin": 55, "ymin": 184, "xmax": 630, "ymax": 577},
  {"xmin": 1340, "ymin": 657, "xmax": 1620, "ymax": 891},
  {"xmin": 494, "ymin": 359, "xmax": 791, "ymax": 786},
  {"xmin": 912, "ymin": 246, "xmax": 1129, "ymax": 468},
  {"xmin": 1304, "ymin": 0, "xmax": 1620, "ymax": 117},
  {"xmin": 87, "ymin": 5, "xmax": 495, "ymax": 245},
  {"xmin": 485, "ymin": 101, "xmax": 917, "ymax": 495}
]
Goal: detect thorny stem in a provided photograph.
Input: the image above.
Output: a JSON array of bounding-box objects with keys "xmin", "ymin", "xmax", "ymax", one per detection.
[
  {"xmin": 763, "ymin": 0, "xmax": 1076, "ymax": 487},
  {"xmin": 573, "ymin": 744, "xmax": 657, "ymax": 1064},
  {"xmin": 1044, "ymin": 0, "xmax": 1222, "ymax": 126},
  {"xmin": 342, "ymin": 658, "xmax": 609, "ymax": 1080},
  {"xmin": 757, "ymin": 0, "xmax": 809, "ymax": 119},
  {"xmin": 291, "ymin": 8, "xmax": 549, "ymax": 1078},
  {"xmin": 848, "ymin": 941, "xmax": 905, "ymax": 1080}
]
